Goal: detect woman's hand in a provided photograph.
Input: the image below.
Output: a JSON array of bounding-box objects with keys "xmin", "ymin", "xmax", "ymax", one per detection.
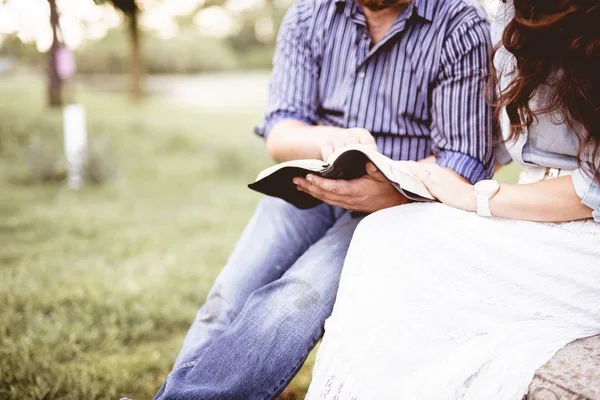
[
  {"xmin": 401, "ymin": 162, "xmax": 477, "ymax": 212},
  {"xmin": 294, "ymin": 162, "xmax": 409, "ymax": 213}
]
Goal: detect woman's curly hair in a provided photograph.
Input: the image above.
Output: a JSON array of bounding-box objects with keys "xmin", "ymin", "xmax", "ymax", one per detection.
[{"xmin": 493, "ymin": 0, "xmax": 600, "ymax": 177}]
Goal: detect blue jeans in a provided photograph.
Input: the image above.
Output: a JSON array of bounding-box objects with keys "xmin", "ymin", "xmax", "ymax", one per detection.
[{"xmin": 154, "ymin": 196, "xmax": 362, "ymax": 400}]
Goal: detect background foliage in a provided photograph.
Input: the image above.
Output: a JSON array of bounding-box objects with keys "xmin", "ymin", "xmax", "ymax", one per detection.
[
  {"xmin": 0, "ymin": 2, "xmax": 283, "ymax": 75},
  {"xmin": 73, "ymin": 27, "xmax": 271, "ymax": 74}
]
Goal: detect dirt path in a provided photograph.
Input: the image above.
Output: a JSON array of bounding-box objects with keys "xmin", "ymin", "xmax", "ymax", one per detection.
[{"xmin": 149, "ymin": 72, "xmax": 270, "ymax": 114}]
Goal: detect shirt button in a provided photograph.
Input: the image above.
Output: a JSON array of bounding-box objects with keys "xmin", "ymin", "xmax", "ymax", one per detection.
[
  {"xmin": 349, "ymin": 115, "xmax": 358, "ymax": 123},
  {"xmin": 357, "ymin": 71, "xmax": 366, "ymax": 79}
]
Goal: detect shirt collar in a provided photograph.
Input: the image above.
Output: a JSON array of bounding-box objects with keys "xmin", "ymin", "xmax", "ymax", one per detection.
[
  {"xmin": 413, "ymin": 0, "xmax": 435, "ymax": 22},
  {"xmin": 335, "ymin": 0, "xmax": 435, "ymax": 22}
]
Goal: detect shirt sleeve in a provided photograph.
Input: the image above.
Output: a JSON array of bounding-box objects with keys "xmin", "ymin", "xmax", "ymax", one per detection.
[
  {"xmin": 254, "ymin": 1, "xmax": 319, "ymax": 139},
  {"xmin": 430, "ymin": 12, "xmax": 495, "ymax": 184},
  {"xmin": 571, "ymin": 168, "xmax": 600, "ymax": 222}
]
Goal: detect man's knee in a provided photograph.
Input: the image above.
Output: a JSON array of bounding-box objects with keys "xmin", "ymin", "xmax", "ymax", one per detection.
[
  {"xmin": 193, "ymin": 283, "xmax": 243, "ymax": 329},
  {"xmin": 195, "ymin": 291, "xmax": 229, "ymax": 325}
]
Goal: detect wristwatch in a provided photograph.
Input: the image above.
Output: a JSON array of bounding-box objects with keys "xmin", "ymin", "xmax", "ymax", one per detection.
[{"xmin": 474, "ymin": 180, "xmax": 500, "ymax": 217}]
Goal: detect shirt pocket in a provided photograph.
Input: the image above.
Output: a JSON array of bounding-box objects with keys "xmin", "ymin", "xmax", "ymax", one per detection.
[{"xmin": 392, "ymin": 67, "xmax": 431, "ymax": 134}]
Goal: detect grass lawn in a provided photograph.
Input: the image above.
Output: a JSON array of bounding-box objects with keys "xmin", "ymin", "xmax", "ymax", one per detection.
[{"xmin": 0, "ymin": 74, "xmax": 520, "ymax": 400}]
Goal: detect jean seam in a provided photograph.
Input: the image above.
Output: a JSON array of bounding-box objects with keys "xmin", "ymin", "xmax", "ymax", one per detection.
[
  {"xmin": 161, "ymin": 357, "xmax": 301, "ymax": 400},
  {"xmin": 267, "ymin": 336, "xmax": 321, "ymax": 400},
  {"xmin": 267, "ymin": 362, "xmax": 302, "ymax": 400},
  {"xmin": 160, "ymin": 334, "xmax": 321, "ymax": 400},
  {"xmin": 155, "ymin": 362, "xmax": 197, "ymax": 400}
]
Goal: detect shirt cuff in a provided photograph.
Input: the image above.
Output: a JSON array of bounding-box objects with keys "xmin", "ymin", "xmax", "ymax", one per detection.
[
  {"xmin": 436, "ymin": 151, "xmax": 490, "ymax": 184},
  {"xmin": 571, "ymin": 169, "xmax": 600, "ymax": 222},
  {"xmin": 254, "ymin": 112, "xmax": 316, "ymax": 139}
]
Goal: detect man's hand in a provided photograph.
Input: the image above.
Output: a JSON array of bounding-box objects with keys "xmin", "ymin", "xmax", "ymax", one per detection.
[
  {"xmin": 294, "ymin": 162, "xmax": 409, "ymax": 213},
  {"xmin": 318, "ymin": 127, "xmax": 378, "ymax": 161},
  {"xmin": 266, "ymin": 120, "xmax": 378, "ymax": 162}
]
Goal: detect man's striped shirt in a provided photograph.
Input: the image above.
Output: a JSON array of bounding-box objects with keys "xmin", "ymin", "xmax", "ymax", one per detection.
[{"xmin": 256, "ymin": 0, "xmax": 494, "ymax": 183}]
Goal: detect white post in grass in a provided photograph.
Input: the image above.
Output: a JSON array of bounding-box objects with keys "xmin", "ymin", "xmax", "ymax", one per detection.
[{"xmin": 63, "ymin": 104, "xmax": 87, "ymax": 189}]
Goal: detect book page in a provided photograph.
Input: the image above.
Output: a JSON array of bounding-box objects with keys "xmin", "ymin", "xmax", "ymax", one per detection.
[
  {"xmin": 386, "ymin": 161, "xmax": 435, "ymax": 200},
  {"xmin": 362, "ymin": 151, "xmax": 434, "ymax": 200},
  {"xmin": 327, "ymin": 144, "xmax": 434, "ymax": 201}
]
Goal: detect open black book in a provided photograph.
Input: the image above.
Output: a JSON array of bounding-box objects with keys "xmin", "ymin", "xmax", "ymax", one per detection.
[{"xmin": 248, "ymin": 144, "xmax": 435, "ymax": 209}]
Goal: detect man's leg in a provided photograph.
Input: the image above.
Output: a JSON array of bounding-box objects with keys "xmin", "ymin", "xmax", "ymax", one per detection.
[
  {"xmin": 156, "ymin": 211, "xmax": 362, "ymax": 400},
  {"xmin": 173, "ymin": 196, "xmax": 339, "ymax": 368}
]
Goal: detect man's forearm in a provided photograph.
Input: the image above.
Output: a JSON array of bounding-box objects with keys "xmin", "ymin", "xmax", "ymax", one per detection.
[
  {"xmin": 265, "ymin": 120, "xmax": 324, "ymax": 162},
  {"xmin": 265, "ymin": 120, "xmax": 379, "ymax": 163},
  {"xmin": 267, "ymin": 123, "xmax": 447, "ymax": 166}
]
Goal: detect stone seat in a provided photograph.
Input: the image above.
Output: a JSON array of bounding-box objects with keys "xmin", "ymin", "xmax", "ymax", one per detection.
[{"xmin": 528, "ymin": 335, "xmax": 600, "ymax": 400}]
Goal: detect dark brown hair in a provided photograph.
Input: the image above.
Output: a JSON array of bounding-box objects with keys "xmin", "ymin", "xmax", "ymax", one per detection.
[{"xmin": 493, "ymin": 0, "xmax": 600, "ymax": 178}]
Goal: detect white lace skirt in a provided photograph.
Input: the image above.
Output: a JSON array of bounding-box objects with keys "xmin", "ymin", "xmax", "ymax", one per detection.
[{"xmin": 307, "ymin": 203, "xmax": 600, "ymax": 400}]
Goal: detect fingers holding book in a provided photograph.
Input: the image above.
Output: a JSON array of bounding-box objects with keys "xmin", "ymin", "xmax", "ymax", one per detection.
[
  {"xmin": 293, "ymin": 162, "xmax": 409, "ymax": 213},
  {"xmin": 365, "ymin": 161, "xmax": 386, "ymax": 182},
  {"xmin": 319, "ymin": 128, "xmax": 378, "ymax": 161}
]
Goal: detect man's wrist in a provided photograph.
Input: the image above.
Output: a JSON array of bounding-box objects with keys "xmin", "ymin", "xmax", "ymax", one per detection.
[
  {"xmin": 362, "ymin": 190, "xmax": 409, "ymax": 214},
  {"xmin": 381, "ymin": 190, "xmax": 411, "ymax": 211}
]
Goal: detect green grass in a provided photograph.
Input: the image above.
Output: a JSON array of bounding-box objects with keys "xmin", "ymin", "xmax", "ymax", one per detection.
[
  {"xmin": 0, "ymin": 74, "xmax": 519, "ymax": 400},
  {"xmin": 0, "ymin": 74, "xmax": 318, "ymax": 400}
]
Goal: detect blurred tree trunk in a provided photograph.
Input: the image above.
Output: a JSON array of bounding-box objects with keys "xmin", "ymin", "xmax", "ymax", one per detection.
[
  {"xmin": 125, "ymin": 9, "xmax": 142, "ymax": 100},
  {"xmin": 47, "ymin": 0, "xmax": 62, "ymax": 107},
  {"xmin": 92, "ymin": 0, "xmax": 144, "ymax": 101}
]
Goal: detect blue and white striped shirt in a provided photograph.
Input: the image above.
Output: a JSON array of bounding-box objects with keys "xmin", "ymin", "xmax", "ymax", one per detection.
[{"xmin": 256, "ymin": 0, "xmax": 494, "ymax": 183}]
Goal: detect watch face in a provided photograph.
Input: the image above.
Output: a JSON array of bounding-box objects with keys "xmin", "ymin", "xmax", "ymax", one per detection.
[{"xmin": 476, "ymin": 180, "xmax": 500, "ymax": 195}]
